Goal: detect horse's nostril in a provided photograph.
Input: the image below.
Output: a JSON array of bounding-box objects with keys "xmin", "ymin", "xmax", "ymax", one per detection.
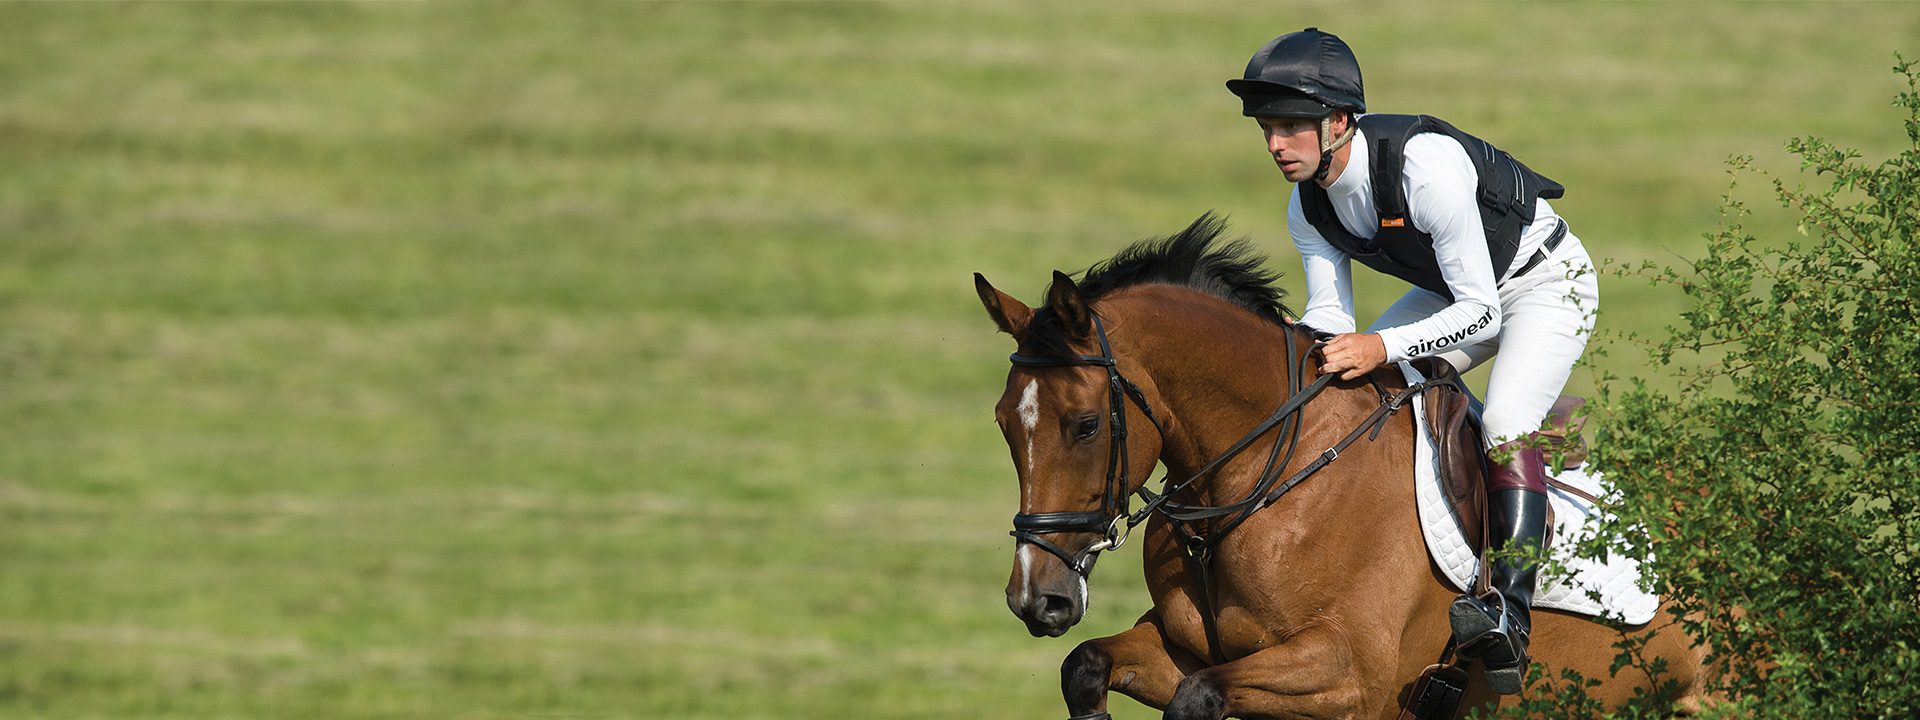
[{"xmin": 1039, "ymin": 593, "xmax": 1074, "ymax": 621}]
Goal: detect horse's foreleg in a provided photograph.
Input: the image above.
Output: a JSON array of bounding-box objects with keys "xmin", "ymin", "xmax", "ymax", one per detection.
[
  {"xmin": 1163, "ymin": 626, "xmax": 1366, "ymax": 720},
  {"xmin": 1061, "ymin": 610, "xmax": 1197, "ymax": 719}
]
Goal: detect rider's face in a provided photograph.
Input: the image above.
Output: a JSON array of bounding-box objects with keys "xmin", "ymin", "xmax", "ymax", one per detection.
[{"xmin": 1258, "ymin": 115, "xmax": 1324, "ymax": 184}]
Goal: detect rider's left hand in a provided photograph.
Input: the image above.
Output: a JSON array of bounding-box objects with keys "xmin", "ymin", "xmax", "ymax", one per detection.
[{"xmin": 1318, "ymin": 333, "xmax": 1387, "ymax": 380}]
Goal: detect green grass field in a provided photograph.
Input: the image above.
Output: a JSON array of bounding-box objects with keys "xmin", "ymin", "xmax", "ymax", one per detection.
[{"xmin": 2, "ymin": 3, "xmax": 1915, "ymax": 718}]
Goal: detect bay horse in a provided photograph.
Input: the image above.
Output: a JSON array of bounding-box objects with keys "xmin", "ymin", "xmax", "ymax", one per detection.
[{"xmin": 976, "ymin": 214, "xmax": 1707, "ymax": 719}]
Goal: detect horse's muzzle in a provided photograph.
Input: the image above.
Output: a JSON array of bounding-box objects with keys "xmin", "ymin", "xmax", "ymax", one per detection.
[
  {"xmin": 1012, "ymin": 590, "xmax": 1082, "ymax": 637},
  {"xmin": 1007, "ymin": 544, "xmax": 1091, "ymax": 637}
]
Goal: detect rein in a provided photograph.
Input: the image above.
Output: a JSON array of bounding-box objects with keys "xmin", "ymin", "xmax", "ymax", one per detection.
[{"xmin": 1007, "ymin": 311, "xmax": 1455, "ymax": 662}]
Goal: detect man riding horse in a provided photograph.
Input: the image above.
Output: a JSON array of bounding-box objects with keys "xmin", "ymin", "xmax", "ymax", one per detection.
[{"xmin": 1228, "ymin": 28, "xmax": 1600, "ymax": 694}]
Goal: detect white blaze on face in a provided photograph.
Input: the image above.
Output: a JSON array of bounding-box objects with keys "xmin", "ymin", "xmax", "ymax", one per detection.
[
  {"xmin": 1017, "ymin": 379, "xmax": 1041, "ymax": 433},
  {"xmin": 1017, "ymin": 379, "xmax": 1040, "ymax": 504},
  {"xmin": 1016, "ymin": 542, "xmax": 1040, "ymax": 603},
  {"xmin": 1011, "ymin": 379, "xmax": 1089, "ymax": 618}
]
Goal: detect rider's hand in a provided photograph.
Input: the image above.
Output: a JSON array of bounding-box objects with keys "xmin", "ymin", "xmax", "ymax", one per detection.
[{"xmin": 1318, "ymin": 333, "xmax": 1387, "ymax": 381}]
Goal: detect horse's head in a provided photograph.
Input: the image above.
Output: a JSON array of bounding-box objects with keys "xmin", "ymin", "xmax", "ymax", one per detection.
[{"xmin": 975, "ymin": 271, "xmax": 1164, "ymax": 637}]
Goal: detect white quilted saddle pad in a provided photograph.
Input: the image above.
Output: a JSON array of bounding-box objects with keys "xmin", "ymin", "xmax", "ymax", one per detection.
[{"xmin": 1399, "ymin": 363, "xmax": 1660, "ymax": 626}]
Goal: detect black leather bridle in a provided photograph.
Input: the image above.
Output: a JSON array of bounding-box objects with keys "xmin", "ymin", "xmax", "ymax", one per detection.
[
  {"xmin": 1004, "ymin": 308, "xmax": 1462, "ymax": 665},
  {"xmin": 1006, "ymin": 311, "xmax": 1444, "ymax": 577},
  {"xmin": 1007, "ymin": 314, "xmax": 1167, "ymax": 575}
]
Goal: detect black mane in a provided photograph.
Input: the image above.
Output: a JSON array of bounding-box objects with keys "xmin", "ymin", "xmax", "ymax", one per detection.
[{"xmin": 1025, "ymin": 212, "xmax": 1293, "ymax": 359}]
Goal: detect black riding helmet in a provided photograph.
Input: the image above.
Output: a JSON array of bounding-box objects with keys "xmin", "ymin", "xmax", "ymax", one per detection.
[
  {"xmin": 1226, "ymin": 27, "xmax": 1365, "ymax": 118},
  {"xmin": 1226, "ymin": 28, "xmax": 1366, "ymax": 181}
]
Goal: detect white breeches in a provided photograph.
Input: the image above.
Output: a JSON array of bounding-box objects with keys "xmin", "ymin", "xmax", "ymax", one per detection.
[{"xmin": 1369, "ymin": 234, "xmax": 1599, "ymax": 447}]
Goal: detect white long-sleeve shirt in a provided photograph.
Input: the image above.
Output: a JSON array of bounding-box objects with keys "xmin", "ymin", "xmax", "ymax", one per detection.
[{"xmin": 1287, "ymin": 126, "xmax": 1563, "ymax": 363}]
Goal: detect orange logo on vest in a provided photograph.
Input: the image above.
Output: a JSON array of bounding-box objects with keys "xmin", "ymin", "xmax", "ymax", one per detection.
[{"xmin": 1380, "ymin": 218, "xmax": 1407, "ymax": 228}]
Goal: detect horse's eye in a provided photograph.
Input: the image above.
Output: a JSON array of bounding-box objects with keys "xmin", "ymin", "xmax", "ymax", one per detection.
[{"xmin": 1073, "ymin": 417, "xmax": 1101, "ymax": 440}]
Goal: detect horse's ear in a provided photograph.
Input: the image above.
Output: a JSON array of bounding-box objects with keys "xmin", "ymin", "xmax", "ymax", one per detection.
[
  {"xmin": 1046, "ymin": 270, "xmax": 1093, "ymax": 339},
  {"xmin": 975, "ymin": 273, "xmax": 1032, "ymax": 340}
]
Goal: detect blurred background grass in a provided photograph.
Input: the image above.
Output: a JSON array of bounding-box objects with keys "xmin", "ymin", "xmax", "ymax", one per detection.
[{"xmin": 1, "ymin": 3, "xmax": 1914, "ymax": 718}]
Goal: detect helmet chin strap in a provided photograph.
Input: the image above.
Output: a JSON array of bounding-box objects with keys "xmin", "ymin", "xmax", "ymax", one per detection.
[{"xmin": 1312, "ymin": 113, "xmax": 1358, "ymax": 183}]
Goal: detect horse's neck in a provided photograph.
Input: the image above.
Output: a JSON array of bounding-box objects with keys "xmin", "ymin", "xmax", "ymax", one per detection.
[
  {"xmin": 1104, "ymin": 290, "xmax": 1319, "ymax": 501},
  {"xmin": 1109, "ymin": 290, "xmax": 1429, "ymax": 614}
]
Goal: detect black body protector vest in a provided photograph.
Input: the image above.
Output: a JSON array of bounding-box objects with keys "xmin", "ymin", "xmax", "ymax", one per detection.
[{"xmin": 1298, "ymin": 114, "xmax": 1564, "ymax": 301}]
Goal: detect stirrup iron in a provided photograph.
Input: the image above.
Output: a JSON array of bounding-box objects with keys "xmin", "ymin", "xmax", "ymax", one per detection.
[{"xmin": 1449, "ymin": 591, "xmax": 1530, "ymax": 694}]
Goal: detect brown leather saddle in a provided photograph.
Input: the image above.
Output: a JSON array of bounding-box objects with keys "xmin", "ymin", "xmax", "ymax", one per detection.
[{"xmin": 1400, "ymin": 357, "xmax": 1590, "ymax": 555}]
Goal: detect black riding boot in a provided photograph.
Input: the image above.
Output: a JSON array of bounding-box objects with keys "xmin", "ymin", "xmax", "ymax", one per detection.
[{"xmin": 1449, "ymin": 437, "xmax": 1549, "ymax": 695}]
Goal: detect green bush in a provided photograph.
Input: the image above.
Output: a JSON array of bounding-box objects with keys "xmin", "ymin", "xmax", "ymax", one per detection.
[{"xmin": 1512, "ymin": 58, "xmax": 1920, "ymax": 718}]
